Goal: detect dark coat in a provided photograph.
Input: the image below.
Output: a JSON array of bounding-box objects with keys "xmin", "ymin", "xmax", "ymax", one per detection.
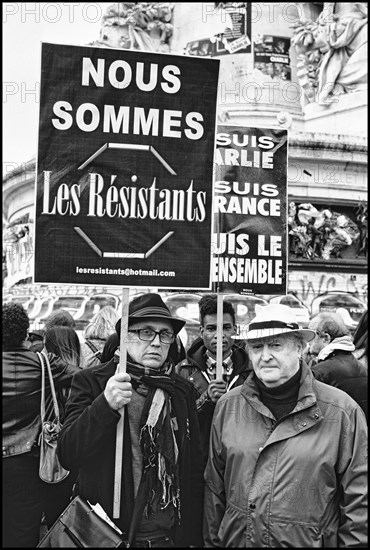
[
  {"xmin": 176, "ymin": 338, "xmax": 251, "ymax": 465},
  {"xmin": 2, "ymin": 345, "xmax": 76, "ymax": 457},
  {"xmin": 57, "ymin": 359, "xmax": 204, "ymax": 547},
  {"xmin": 312, "ymin": 350, "xmax": 368, "ymax": 420}
]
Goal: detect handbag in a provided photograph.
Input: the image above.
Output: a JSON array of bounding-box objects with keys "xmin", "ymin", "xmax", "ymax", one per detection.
[
  {"xmin": 37, "ymin": 495, "xmax": 126, "ymax": 547},
  {"xmin": 38, "ymin": 350, "xmax": 70, "ymax": 484}
]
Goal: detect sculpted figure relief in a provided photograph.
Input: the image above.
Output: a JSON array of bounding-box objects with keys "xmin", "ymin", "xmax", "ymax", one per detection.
[
  {"xmin": 291, "ymin": 2, "xmax": 367, "ymax": 105},
  {"xmin": 288, "ymin": 202, "xmax": 361, "ymax": 260},
  {"xmin": 91, "ymin": 2, "xmax": 174, "ymax": 52}
]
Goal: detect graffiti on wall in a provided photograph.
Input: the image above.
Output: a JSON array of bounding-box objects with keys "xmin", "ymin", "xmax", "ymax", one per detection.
[{"xmin": 288, "ymin": 271, "xmax": 368, "ymax": 309}]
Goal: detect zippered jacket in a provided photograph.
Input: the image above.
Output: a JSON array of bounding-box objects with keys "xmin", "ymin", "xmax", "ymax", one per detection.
[{"xmin": 204, "ymin": 362, "xmax": 368, "ymax": 548}]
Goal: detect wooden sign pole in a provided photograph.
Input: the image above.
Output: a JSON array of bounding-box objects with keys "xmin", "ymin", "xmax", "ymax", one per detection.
[
  {"xmin": 113, "ymin": 287, "xmax": 130, "ymax": 519},
  {"xmin": 216, "ymin": 290, "xmax": 223, "ymax": 380}
]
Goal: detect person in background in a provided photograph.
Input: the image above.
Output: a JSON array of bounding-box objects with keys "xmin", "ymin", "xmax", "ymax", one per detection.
[
  {"xmin": 41, "ymin": 325, "xmax": 82, "ymax": 529},
  {"xmin": 169, "ymin": 334, "xmax": 186, "ymax": 365},
  {"xmin": 176, "ymin": 294, "xmax": 251, "ymax": 465},
  {"xmin": 100, "ymin": 331, "xmax": 119, "ymax": 364},
  {"xmin": 2, "ymin": 303, "xmax": 75, "ymax": 548},
  {"xmin": 43, "ymin": 325, "xmax": 82, "ymax": 422},
  {"xmin": 58, "ymin": 292, "xmax": 204, "ymax": 548},
  {"xmin": 27, "ymin": 328, "xmax": 45, "ymax": 352},
  {"xmin": 302, "ymin": 342, "xmax": 317, "ymax": 368},
  {"xmin": 44, "ymin": 309, "xmax": 76, "ymax": 330},
  {"xmin": 352, "ymin": 309, "xmax": 368, "ymax": 368},
  {"xmin": 308, "ymin": 311, "xmax": 367, "ymax": 420},
  {"xmin": 80, "ymin": 305, "xmax": 118, "ymax": 369},
  {"xmin": 204, "ymin": 304, "xmax": 367, "ymax": 547}
]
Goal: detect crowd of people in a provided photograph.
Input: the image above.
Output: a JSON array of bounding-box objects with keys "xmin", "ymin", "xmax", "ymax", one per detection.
[{"xmin": 2, "ymin": 293, "xmax": 368, "ymax": 548}]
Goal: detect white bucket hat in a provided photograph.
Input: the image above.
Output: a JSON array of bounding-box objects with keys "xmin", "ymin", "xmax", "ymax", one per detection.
[{"xmin": 247, "ymin": 304, "xmax": 315, "ymax": 343}]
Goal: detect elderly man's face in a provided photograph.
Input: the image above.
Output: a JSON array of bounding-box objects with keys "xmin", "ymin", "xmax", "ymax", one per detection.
[
  {"xmin": 127, "ymin": 319, "xmax": 174, "ymax": 369},
  {"xmin": 248, "ymin": 334, "xmax": 302, "ymax": 387}
]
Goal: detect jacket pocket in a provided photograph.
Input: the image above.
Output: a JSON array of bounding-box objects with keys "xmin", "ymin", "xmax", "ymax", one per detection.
[
  {"xmin": 269, "ymin": 516, "xmax": 323, "ymax": 547},
  {"xmin": 218, "ymin": 504, "xmax": 246, "ymax": 547}
]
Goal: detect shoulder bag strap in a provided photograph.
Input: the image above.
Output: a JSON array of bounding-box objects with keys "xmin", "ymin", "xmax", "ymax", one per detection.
[
  {"xmin": 85, "ymin": 339, "xmax": 102, "ymax": 361},
  {"xmin": 38, "ymin": 350, "xmax": 46, "ymax": 424},
  {"xmin": 85, "ymin": 339, "xmax": 99, "ymax": 354},
  {"xmin": 37, "ymin": 351, "xmax": 60, "ymax": 421}
]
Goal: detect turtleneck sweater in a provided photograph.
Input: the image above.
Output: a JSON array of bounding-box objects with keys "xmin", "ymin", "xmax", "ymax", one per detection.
[{"xmin": 256, "ymin": 367, "xmax": 301, "ymax": 421}]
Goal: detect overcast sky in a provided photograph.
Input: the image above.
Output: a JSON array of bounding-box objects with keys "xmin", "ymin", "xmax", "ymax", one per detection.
[{"xmin": 3, "ymin": 2, "xmax": 109, "ymax": 176}]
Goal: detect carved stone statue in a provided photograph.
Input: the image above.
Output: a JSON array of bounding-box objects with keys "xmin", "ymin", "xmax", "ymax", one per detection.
[
  {"xmin": 291, "ymin": 2, "xmax": 367, "ymax": 105},
  {"xmin": 90, "ymin": 2, "xmax": 174, "ymax": 52},
  {"xmin": 355, "ymin": 202, "xmax": 368, "ymax": 258}
]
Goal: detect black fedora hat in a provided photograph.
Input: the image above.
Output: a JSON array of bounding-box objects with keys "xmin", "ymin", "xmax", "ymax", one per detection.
[{"xmin": 116, "ymin": 293, "xmax": 186, "ymax": 335}]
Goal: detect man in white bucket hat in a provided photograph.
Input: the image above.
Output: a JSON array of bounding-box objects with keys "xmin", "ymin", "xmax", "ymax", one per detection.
[{"xmin": 204, "ymin": 304, "xmax": 367, "ymax": 548}]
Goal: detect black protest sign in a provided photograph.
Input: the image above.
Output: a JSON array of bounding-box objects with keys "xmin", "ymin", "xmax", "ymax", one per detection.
[
  {"xmin": 212, "ymin": 125, "xmax": 288, "ymax": 295},
  {"xmin": 34, "ymin": 43, "xmax": 219, "ymax": 288}
]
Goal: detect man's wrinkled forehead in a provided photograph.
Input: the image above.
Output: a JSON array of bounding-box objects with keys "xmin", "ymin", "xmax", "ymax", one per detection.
[{"xmin": 248, "ymin": 333, "xmax": 292, "ymax": 346}]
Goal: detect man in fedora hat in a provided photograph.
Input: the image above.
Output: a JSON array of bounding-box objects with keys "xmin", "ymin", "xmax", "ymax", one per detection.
[
  {"xmin": 58, "ymin": 293, "xmax": 204, "ymax": 548},
  {"xmin": 204, "ymin": 304, "xmax": 367, "ymax": 548}
]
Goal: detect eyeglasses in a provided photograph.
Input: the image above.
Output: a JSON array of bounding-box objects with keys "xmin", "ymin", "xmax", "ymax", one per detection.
[{"xmin": 128, "ymin": 329, "xmax": 175, "ymax": 344}]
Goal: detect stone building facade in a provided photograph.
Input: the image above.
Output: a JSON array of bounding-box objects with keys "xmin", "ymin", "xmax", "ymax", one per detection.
[{"xmin": 3, "ymin": 2, "xmax": 367, "ymax": 321}]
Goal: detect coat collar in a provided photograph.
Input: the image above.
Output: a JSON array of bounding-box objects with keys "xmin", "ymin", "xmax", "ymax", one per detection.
[
  {"xmin": 318, "ymin": 335, "xmax": 355, "ymax": 361},
  {"xmin": 241, "ymin": 361, "xmax": 321, "ymax": 419},
  {"xmin": 241, "ymin": 362, "xmax": 323, "ymax": 447}
]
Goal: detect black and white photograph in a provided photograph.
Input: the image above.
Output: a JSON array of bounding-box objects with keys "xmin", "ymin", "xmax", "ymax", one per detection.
[{"xmin": 3, "ymin": 2, "xmax": 367, "ymax": 548}]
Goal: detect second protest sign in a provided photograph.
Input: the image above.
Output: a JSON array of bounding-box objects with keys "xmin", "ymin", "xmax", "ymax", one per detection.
[{"xmin": 212, "ymin": 124, "xmax": 288, "ymax": 295}]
